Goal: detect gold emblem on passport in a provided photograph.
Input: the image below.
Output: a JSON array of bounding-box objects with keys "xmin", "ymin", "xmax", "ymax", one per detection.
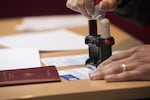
[{"xmin": 24, "ymin": 73, "xmax": 34, "ymax": 77}]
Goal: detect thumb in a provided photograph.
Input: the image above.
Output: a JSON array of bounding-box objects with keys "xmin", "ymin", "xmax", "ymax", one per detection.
[{"xmin": 99, "ymin": 0, "xmax": 119, "ymax": 11}]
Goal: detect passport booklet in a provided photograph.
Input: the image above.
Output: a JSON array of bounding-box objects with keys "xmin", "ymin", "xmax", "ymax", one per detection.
[{"xmin": 0, "ymin": 66, "xmax": 61, "ymax": 87}]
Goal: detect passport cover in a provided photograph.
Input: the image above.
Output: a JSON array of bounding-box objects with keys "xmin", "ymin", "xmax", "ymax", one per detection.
[{"xmin": 0, "ymin": 66, "xmax": 61, "ymax": 86}]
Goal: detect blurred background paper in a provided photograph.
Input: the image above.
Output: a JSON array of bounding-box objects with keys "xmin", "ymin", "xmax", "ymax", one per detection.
[
  {"xmin": 0, "ymin": 48, "xmax": 41, "ymax": 71},
  {"xmin": 0, "ymin": 29, "xmax": 87, "ymax": 51},
  {"xmin": 16, "ymin": 15, "xmax": 88, "ymax": 31}
]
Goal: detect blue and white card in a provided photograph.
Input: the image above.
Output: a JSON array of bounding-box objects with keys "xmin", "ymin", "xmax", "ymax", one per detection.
[{"xmin": 58, "ymin": 66, "xmax": 96, "ymax": 81}]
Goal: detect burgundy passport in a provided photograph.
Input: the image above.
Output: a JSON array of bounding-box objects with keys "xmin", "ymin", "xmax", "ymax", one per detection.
[{"xmin": 0, "ymin": 66, "xmax": 61, "ymax": 86}]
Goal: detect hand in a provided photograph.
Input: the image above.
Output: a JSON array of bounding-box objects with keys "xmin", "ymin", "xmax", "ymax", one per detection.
[
  {"xmin": 66, "ymin": 0, "xmax": 95, "ymax": 17},
  {"xmin": 89, "ymin": 45, "xmax": 150, "ymax": 82},
  {"xmin": 66, "ymin": 0, "xmax": 121, "ymax": 17}
]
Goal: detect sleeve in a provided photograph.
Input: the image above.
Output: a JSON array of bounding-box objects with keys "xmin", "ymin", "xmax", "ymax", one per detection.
[
  {"xmin": 115, "ymin": 0, "xmax": 150, "ymax": 26},
  {"xmin": 95, "ymin": 0, "xmax": 101, "ymax": 4}
]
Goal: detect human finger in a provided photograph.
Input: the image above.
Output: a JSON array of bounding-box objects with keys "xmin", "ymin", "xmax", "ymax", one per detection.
[
  {"xmin": 99, "ymin": 0, "xmax": 119, "ymax": 11},
  {"xmin": 66, "ymin": 0, "xmax": 91, "ymax": 17},
  {"xmin": 89, "ymin": 63, "xmax": 122, "ymax": 80},
  {"xmin": 136, "ymin": 64, "xmax": 150, "ymax": 80},
  {"xmin": 85, "ymin": 0, "xmax": 95, "ymax": 16},
  {"xmin": 89, "ymin": 53, "xmax": 140, "ymax": 80},
  {"xmin": 66, "ymin": 0, "xmax": 81, "ymax": 13},
  {"xmin": 97, "ymin": 47, "xmax": 137, "ymax": 69},
  {"xmin": 104, "ymin": 70, "xmax": 142, "ymax": 82},
  {"xmin": 77, "ymin": 4, "xmax": 91, "ymax": 17},
  {"xmin": 89, "ymin": 60, "xmax": 138, "ymax": 80}
]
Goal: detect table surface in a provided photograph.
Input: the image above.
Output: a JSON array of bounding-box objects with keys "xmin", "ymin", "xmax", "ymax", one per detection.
[{"xmin": 0, "ymin": 17, "xmax": 149, "ymax": 100}]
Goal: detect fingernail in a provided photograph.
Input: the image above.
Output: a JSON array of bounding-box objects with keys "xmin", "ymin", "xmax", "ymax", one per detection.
[
  {"xmin": 89, "ymin": 71, "xmax": 98, "ymax": 80},
  {"xmin": 89, "ymin": 71, "xmax": 96, "ymax": 77}
]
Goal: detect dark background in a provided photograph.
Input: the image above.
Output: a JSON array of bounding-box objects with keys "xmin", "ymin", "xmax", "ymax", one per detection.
[
  {"xmin": 0, "ymin": 0, "xmax": 75, "ymax": 18},
  {"xmin": 0, "ymin": 0, "xmax": 149, "ymax": 43}
]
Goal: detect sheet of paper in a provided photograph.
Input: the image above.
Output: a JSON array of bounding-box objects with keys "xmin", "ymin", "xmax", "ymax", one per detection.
[
  {"xmin": 58, "ymin": 66, "xmax": 96, "ymax": 81},
  {"xmin": 0, "ymin": 29, "xmax": 87, "ymax": 51},
  {"xmin": 0, "ymin": 48, "xmax": 41, "ymax": 71},
  {"xmin": 16, "ymin": 15, "xmax": 88, "ymax": 31},
  {"xmin": 41, "ymin": 51, "xmax": 121, "ymax": 67},
  {"xmin": 41, "ymin": 54, "xmax": 88, "ymax": 67}
]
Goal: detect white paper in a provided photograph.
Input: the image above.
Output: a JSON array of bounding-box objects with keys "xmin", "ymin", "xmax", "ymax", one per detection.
[
  {"xmin": 16, "ymin": 15, "xmax": 88, "ymax": 31},
  {"xmin": 0, "ymin": 48, "xmax": 41, "ymax": 70},
  {"xmin": 41, "ymin": 51, "xmax": 121, "ymax": 67},
  {"xmin": 0, "ymin": 29, "xmax": 87, "ymax": 51},
  {"xmin": 41, "ymin": 54, "xmax": 88, "ymax": 67}
]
